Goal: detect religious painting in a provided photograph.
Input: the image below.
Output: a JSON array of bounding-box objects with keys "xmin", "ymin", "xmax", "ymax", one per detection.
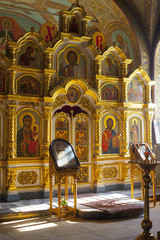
[
  {"xmin": 111, "ymin": 29, "xmax": 139, "ymax": 74},
  {"xmin": 101, "ymin": 83, "xmax": 119, "ymax": 101},
  {"xmin": 17, "ymin": 42, "xmax": 42, "ymax": 68},
  {"xmin": 0, "ymin": 66, "xmax": 5, "ymax": 93},
  {"xmin": 127, "ymin": 76, "xmax": 144, "ymax": 102},
  {"xmin": 17, "ymin": 75, "xmax": 41, "ymax": 96},
  {"xmin": 69, "ymin": 17, "xmax": 79, "ymax": 34},
  {"xmin": 75, "ymin": 117, "xmax": 88, "ymax": 162},
  {"xmin": 92, "ymin": 32, "xmax": 107, "ymax": 52},
  {"xmin": 101, "ymin": 114, "xmax": 119, "ymax": 154},
  {"xmin": 0, "ymin": 17, "xmax": 24, "ymax": 51},
  {"xmin": 17, "ymin": 110, "xmax": 40, "ymax": 157},
  {"xmin": 58, "ymin": 47, "xmax": 86, "ymax": 78},
  {"xmin": 129, "ymin": 116, "xmax": 142, "ymax": 146},
  {"xmin": 66, "ymin": 85, "xmax": 80, "ymax": 104},
  {"xmin": 101, "ymin": 55, "xmax": 119, "ymax": 77},
  {"xmin": 39, "ymin": 22, "xmax": 58, "ymax": 43},
  {"xmin": 55, "ymin": 117, "xmax": 69, "ymax": 141}
]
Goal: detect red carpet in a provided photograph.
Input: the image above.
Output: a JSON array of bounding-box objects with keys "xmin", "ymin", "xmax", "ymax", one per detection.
[
  {"xmin": 80, "ymin": 199, "xmax": 143, "ymax": 214},
  {"xmin": 69, "ymin": 193, "xmax": 144, "ymax": 220}
]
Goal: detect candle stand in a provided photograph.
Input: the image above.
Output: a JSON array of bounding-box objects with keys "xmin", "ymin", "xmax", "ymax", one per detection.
[{"xmin": 129, "ymin": 143, "xmax": 159, "ymax": 240}]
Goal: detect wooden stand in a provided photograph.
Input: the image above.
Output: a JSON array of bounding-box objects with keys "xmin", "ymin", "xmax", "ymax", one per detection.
[
  {"xmin": 49, "ymin": 139, "xmax": 80, "ymax": 220},
  {"xmin": 49, "ymin": 159, "xmax": 79, "ymax": 220}
]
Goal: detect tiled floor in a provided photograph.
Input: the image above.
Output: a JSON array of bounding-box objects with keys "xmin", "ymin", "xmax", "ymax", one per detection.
[{"xmin": 0, "ymin": 189, "xmax": 160, "ymax": 240}]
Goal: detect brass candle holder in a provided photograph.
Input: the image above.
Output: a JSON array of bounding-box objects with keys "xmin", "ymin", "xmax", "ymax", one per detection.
[{"xmin": 129, "ymin": 144, "xmax": 159, "ymax": 240}]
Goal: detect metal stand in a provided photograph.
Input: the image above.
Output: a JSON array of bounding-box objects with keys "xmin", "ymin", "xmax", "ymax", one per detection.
[{"xmin": 135, "ymin": 162, "xmax": 158, "ymax": 240}]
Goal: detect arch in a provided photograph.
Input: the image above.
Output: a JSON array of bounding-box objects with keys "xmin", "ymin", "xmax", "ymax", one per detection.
[
  {"xmin": 50, "ymin": 79, "xmax": 99, "ymax": 104},
  {"xmin": 16, "ymin": 74, "xmax": 42, "ymax": 96},
  {"xmin": 128, "ymin": 113, "xmax": 145, "ymax": 145}
]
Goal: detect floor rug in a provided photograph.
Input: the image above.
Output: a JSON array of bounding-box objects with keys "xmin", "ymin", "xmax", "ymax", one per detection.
[{"xmin": 78, "ymin": 198, "xmax": 144, "ymax": 220}]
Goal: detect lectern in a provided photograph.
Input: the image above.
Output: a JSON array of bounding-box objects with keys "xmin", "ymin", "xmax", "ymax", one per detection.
[{"xmin": 49, "ymin": 138, "xmax": 80, "ymax": 219}]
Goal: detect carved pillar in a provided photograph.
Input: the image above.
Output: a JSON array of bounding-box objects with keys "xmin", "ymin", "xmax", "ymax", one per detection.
[
  {"xmin": 121, "ymin": 63, "xmax": 128, "ymax": 77},
  {"xmin": 121, "ymin": 111, "xmax": 129, "ymax": 155},
  {"xmin": 44, "ymin": 74, "xmax": 51, "ymax": 96},
  {"xmin": 7, "ymin": 104, "xmax": 17, "ymax": 159},
  {"xmin": 45, "ymin": 52, "xmax": 52, "ymax": 69},
  {"xmin": 7, "ymin": 48, "xmax": 16, "ymax": 65},
  {"xmin": 70, "ymin": 110, "xmax": 74, "ymax": 145},
  {"xmin": 94, "ymin": 110, "xmax": 101, "ymax": 156},
  {"xmin": 81, "ymin": 20, "xmax": 87, "ymax": 36},
  {"xmin": 146, "ymin": 84, "xmax": 151, "ymax": 104},
  {"xmin": 95, "ymin": 79, "xmax": 100, "ymax": 96},
  {"xmin": 145, "ymin": 111, "xmax": 154, "ymax": 147},
  {"xmin": 61, "ymin": 16, "xmax": 68, "ymax": 32},
  {"xmin": 122, "ymin": 82, "xmax": 127, "ymax": 102},
  {"xmin": 8, "ymin": 70, "xmax": 16, "ymax": 94},
  {"xmin": 94, "ymin": 59, "xmax": 101, "ymax": 75},
  {"xmin": 42, "ymin": 107, "xmax": 52, "ymax": 158}
]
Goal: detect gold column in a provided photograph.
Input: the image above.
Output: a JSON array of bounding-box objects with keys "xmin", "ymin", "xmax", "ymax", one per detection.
[
  {"xmin": 95, "ymin": 79, "xmax": 100, "ymax": 96},
  {"xmin": 7, "ymin": 48, "xmax": 16, "ymax": 65},
  {"xmin": 81, "ymin": 20, "xmax": 87, "ymax": 36},
  {"xmin": 121, "ymin": 63, "xmax": 128, "ymax": 77},
  {"xmin": 121, "ymin": 111, "xmax": 129, "ymax": 155},
  {"xmin": 7, "ymin": 103, "xmax": 17, "ymax": 159},
  {"xmin": 44, "ymin": 74, "xmax": 51, "ymax": 96},
  {"xmin": 70, "ymin": 110, "xmax": 74, "ymax": 192},
  {"xmin": 145, "ymin": 112, "xmax": 154, "ymax": 147},
  {"xmin": 70, "ymin": 110, "xmax": 74, "ymax": 145},
  {"xmin": 94, "ymin": 59, "xmax": 101, "ymax": 75},
  {"xmin": 49, "ymin": 174, "xmax": 53, "ymax": 216},
  {"xmin": 8, "ymin": 70, "xmax": 16, "ymax": 95},
  {"xmin": 44, "ymin": 52, "xmax": 52, "ymax": 69},
  {"xmin": 61, "ymin": 16, "xmax": 68, "ymax": 32},
  {"xmin": 146, "ymin": 84, "xmax": 151, "ymax": 104},
  {"xmin": 122, "ymin": 82, "xmax": 127, "ymax": 102},
  {"xmin": 73, "ymin": 174, "xmax": 77, "ymax": 216},
  {"xmin": 94, "ymin": 110, "xmax": 101, "ymax": 156},
  {"xmin": 42, "ymin": 107, "xmax": 52, "ymax": 159}
]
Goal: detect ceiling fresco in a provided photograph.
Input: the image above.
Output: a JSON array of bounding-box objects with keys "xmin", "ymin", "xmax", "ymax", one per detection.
[{"xmin": 0, "ymin": 0, "xmax": 160, "ymax": 74}]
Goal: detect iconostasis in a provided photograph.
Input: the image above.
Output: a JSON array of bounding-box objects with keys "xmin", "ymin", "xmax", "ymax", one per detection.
[{"xmin": 0, "ymin": 1, "xmax": 155, "ymax": 201}]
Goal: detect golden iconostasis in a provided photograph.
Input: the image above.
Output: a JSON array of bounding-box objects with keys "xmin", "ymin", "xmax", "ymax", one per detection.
[{"xmin": 0, "ymin": 2, "xmax": 155, "ymax": 201}]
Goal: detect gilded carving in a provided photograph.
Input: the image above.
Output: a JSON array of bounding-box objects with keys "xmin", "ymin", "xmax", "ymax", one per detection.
[
  {"xmin": 43, "ymin": 168, "xmax": 49, "ymax": 187},
  {"xmin": 93, "ymin": 165, "xmax": 103, "ymax": 183},
  {"xmin": 93, "ymin": 110, "xmax": 101, "ymax": 155},
  {"xmin": 6, "ymin": 169, "xmax": 17, "ymax": 190},
  {"xmin": 17, "ymin": 171, "xmax": 38, "ymax": 185},
  {"xmin": 132, "ymin": 164, "xmax": 142, "ymax": 176},
  {"xmin": 44, "ymin": 52, "xmax": 52, "ymax": 69},
  {"xmin": 79, "ymin": 97, "xmax": 91, "ymax": 111},
  {"xmin": 122, "ymin": 82, "xmax": 127, "ymax": 102},
  {"xmin": 121, "ymin": 163, "xmax": 130, "ymax": 180},
  {"xmin": 7, "ymin": 105, "xmax": 17, "ymax": 158},
  {"xmin": 44, "ymin": 74, "xmax": 51, "ymax": 96},
  {"xmin": 42, "ymin": 107, "xmax": 52, "ymax": 158},
  {"xmin": 19, "ymin": 102, "xmax": 39, "ymax": 107},
  {"xmin": 103, "ymin": 167, "xmax": 118, "ymax": 179},
  {"xmin": 53, "ymin": 95, "xmax": 65, "ymax": 109},
  {"xmin": 8, "ymin": 70, "xmax": 16, "ymax": 94},
  {"xmin": 77, "ymin": 166, "xmax": 88, "ymax": 183},
  {"xmin": 145, "ymin": 112, "xmax": 154, "ymax": 147},
  {"xmin": 121, "ymin": 111, "xmax": 129, "ymax": 155},
  {"xmin": 145, "ymin": 85, "xmax": 151, "ymax": 103}
]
